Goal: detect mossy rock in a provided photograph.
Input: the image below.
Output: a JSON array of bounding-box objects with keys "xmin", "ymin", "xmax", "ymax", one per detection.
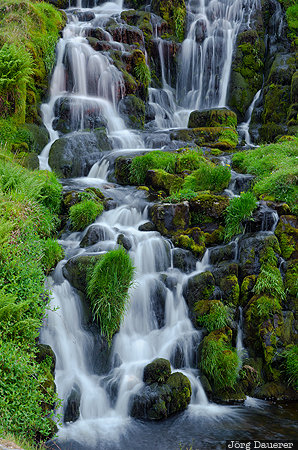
[
  {"xmin": 151, "ymin": 0, "xmax": 186, "ymax": 42},
  {"xmin": 118, "ymin": 94, "xmax": 145, "ymax": 130},
  {"xmin": 240, "ymin": 275, "xmax": 256, "ymax": 306},
  {"xmin": 284, "ymin": 259, "xmax": 298, "ymax": 300},
  {"xmin": 21, "ymin": 123, "xmax": 49, "ymax": 154},
  {"xmin": 36, "ymin": 344, "xmax": 56, "ymax": 376},
  {"xmin": 62, "ymin": 254, "xmax": 103, "ymax": 296},
  {"xmin": 150, "ymin": 202, "xmax": 190, "ymax": 236},
  {"xmin": 291, "ymin": 71, "xmax": 298, "ymax": 104},
  {"xmin": 23, "ymin": 152, "xmax": 39, "ymax": 170},
  {"xmin": 166, "ymin": 372, "xmax": 192, "ymax": 414},
  {"xmin": 209, "ymin": 242, "xmax": 236, "ymax": 265},
  {"xmin": 213, "ymin": 385, "xmax": 246, "ymax": 404},
  {"xmin": 267, "ymin": 53, "xmax": 296, "ymax": 87},
  {"xmin": 258, "ymin": 123, "xmax": 287, "ymax": 143},
  {"xmin": 143, "ymin": 358, "xmax": 171, "ymax": 384},
  {"xmin": 275, "ymin": 215, "xmax": 298, "ymax": 260},
  {"xmin": 173, "ymin": 228, "xmax": 206, "ymax": 259},
  {"xmin": 145, "ymin": 169, "xmax": 183, "ymax": 194},
  {"xmin": 114, "ymin": 156, "xmax": 133, "ymax": 185},
  {"xmin": 183, "ymin": 271, "xmax": 215, "ymax": 324},
  {"xmin": 189, "ymin": 193, "xmax": 229, "ymax": 224},
  {"xmin": 239, "ymin": 364, "xmax": 260, "ymax": 396},
  {"xmin": 46, "ymin": 0, "xmax": 69, "ymax": 8},
  {"xmin": 261, "ymin": 84, "xmax": 291, "ymax": 134},
  {"xmin": 254, "ymin": 382, "xmax": 298, "ymax": 401},
  {"xmin": 188, "ymin": 108, "xmax": 237, "ymax": 129},
  {"xmin": 170, "ymin": 127, "xmax": 238, "ymax": 149},
  {"xmin": 220, "ymin": 275, "xmax": 240, "ymax": 306}
]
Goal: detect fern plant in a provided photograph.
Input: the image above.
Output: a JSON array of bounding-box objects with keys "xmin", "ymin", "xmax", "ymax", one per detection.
[{"xmin": 0, "ymin": 44, "xmax": 33, "ymax": 93}]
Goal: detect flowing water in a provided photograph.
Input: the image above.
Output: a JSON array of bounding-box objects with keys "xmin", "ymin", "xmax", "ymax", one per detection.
[{"xmin": 39, "ymin": 1, "xmax": 297, "ymax": 449}]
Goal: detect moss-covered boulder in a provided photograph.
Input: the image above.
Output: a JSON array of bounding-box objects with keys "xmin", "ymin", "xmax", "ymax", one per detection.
[
  {"xmin": 240, "ymin": 275, "xmax": 256, "ymax": 306},
  {"xmin": 209, "ymin": 242, "xmax": 236, "ymax": 265},
  {"xmin": 189, "ymin": 193, "xmax": 229, "ymax": 225},
  {"xmin": 62, "ymin": 254, "xmax": 102, "ymax": 296},
  {"xmin": 150, "ymin": 202, "xmax": 190, "ymax": 236},
  {"xmin": 118, "ymin": 94, "xmax": 145, "ymax": 130},
  {"xmin": 188, "ymin": 108, "xmax": 237, "ymax": 129},
  {"xmin": 170, "ymin": 127, "xmax": 238, "ymax": 149},
  {"xmin": 275, "ymin": 215, "xmax": 298, "ymax": 260},
  {"xmin": 254, "ymin": 382, "xmax": 298, "ymax": 401},
  {"xmin": 21, "ymin": 123, "xmax": 49, "ymax": 154},
  {"xmin": 143, "ymin": 358, "xmax": 171, "ymax": 384},
  {"xmin": 220, "ymin": 274, "xmax": 240, "ymax": 305},
  {"xmin": 145, "ymin": 169, "xmax": 183, "ymax": 195},
  {"xmin": 183, "ymin": 271, "xmax": 215, "ymax": 324},
  {"xmin": 114, "ymin": 156, "xmax": 133, "ymax": 185},
  {"xmin": 130, "ymin": 364, "xmax": 191, "ymax": 420},
  {"xmin": 151, "ymin": 0, "xmax": 186, "ymax": 42},
  {"xmin": 228, "ymin": 29, "xmax": 265, "ymax": 120},
  {"xmin": 173, "ymin": 227, "xmax": 206, "ymax": 258}
]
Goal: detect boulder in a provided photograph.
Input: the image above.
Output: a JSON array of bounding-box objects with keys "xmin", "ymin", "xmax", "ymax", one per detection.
[
  {"xmin": 275, "ymin": 215, "xmax": 298, "ymax": 260},
  {"xmin": 209, "ymin": 242, "xmax": 236, "ymax": 265},
  {"xmin": 63, "ymin": 254, "xmax": 102, "ymax": 294},
  {"xmin": 150, "ymin": 202, "xmax": 190, "ymax": 236},
  {"xmin": 21, "ymin": 123, "xmax": 49, "ymax": 154},
  {"xmin": 80, "ymin": 225, "xmax": 107, "ymax": 247},
  {"xmin": 118, "ymin": 94, "xmax": 145, "ymax": 130},
  {"xmin": 138, "ymin": 221, "xmax": 156, "ymax": 231},
  {"xmin": 183, "ymin": 271, "xmax": 215, "ymax": 324},
  {"xmin": 48, "ymin": 130, "xmax": 112, "ymax": 178},
  {"xmin": 143, "ymin": 358, "xmax": 171, "ymax": 384},
  {"xmin": 145, "ymin": 170, "xmax": 183, "ymax": 195},
  {"xmin": 64, "ymin": 385, "xmax": 81, "ymax": 423},
  {"xmin": 36, "ymin": 343, "xmax": 56, "ymax": 375},
  {"xmin": 172, "ymin": 248, "xmax": 197, "ymax": 273},
  {"xmin": 114, "ymin": 156, "xmax": 133, "ymax": 184},
  {"xmin": 107, "ymin": 24, "xmax": 144, "ymax": 46},
  {"xmin": 170, "ymin": 127, "xmax": 238, "ymax": 149},
  {"xmin": 117, "ymin": 233, "xmax": 132, "ymax": 250},
  {"xmin": 188, "ymin": 108, "xmax": 237, "ymax": 129}
]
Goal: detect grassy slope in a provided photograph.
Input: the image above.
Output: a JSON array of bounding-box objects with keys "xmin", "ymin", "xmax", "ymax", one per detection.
[{"xmin": 0, "ymin": 0, "xmax": 65, "ymax": 446}]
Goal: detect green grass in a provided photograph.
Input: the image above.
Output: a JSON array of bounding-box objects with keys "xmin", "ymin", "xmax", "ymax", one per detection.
[
  {"xmin": 130, "ymin": 150, "xmax": 177, "ymax": 185},
  {"xmin": 200, "ymin": 332, "xmax": 239, "ymax": 390},
  {"xmin": 175, "ymin": 148, "xmax": 204, "ymax": 172},
  {"xmin": 87, "ymin": 247, "xmax": 135, "ymax": 342},
  {"xmin": 197, "ymin": 301, "xmax": 229, "ymax": 332},
  {"xmin": 41, "ymin": 238, "xmax": 64, "ymax": 275},
  {"xmin": 182, "ymin": 164, "xmax": 231, "ymax": 193},
  {"xmin": 232, "ymin": 139, "xmax": 298, "ymax": 213},
  {"xmin": 224, "ymin": 191, "xmax": 257, "ymax": 242},
  {"xmin": 281, "ymin": 345, "xmax": 298, "ymax": 389},
  {"xmin": 253, "ymin": 264, "xmax": 286, "ymax": 300},
  {"xmin": 69, "ymin": 199, "xmax": 104, "ymax": 231}
]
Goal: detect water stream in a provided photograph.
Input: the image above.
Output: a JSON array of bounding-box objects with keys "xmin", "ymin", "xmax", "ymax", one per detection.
[{"xmin": 39, "ymin": 1, "xmax": 296, "ymax": 448}]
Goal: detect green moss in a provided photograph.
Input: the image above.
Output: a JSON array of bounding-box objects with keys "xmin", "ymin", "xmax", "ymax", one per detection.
[
  {"xmin": 146, "ymin": 169, "xmax": 183, "ymax": 194},
  {"xmin": 173, "ymin": 232, "xmax": 205, "ymax": 258},
  {"xmin": 275, "ymin": 216, "xmax": 298, "ymax": 259},
  {"xmin": 167, "ymin": 372, "xmax": 191, "ymax": 413},
  {"xmin": 240, "ymin": 275, "xmax": 256, "ymax": 306},
  {"xmin": 130, "ymin": 150, "xmax": 176, "ymax": 185},
  {"xmin": 281, "ymin": 345, "xmax": 298, "ymax": 389},
  {"xmin": 151, "ymin": 0, "xmax": 186, "ymax": 42},
  {"xmin": 183, "ymin": 164, "xmax": 231, "ymax": 193},
  {"xmin": 188, "ymin": 108, "xmax": 237, "ymax": 129},
  {"xmin": 220, "ymin": 275, "xmax": 240, "ymax": 305},
  {"xmin": 224, "ymin": 191, "xmax": 257, "ymax": 242},
  {"xmin": 41, "ymin": 238, "xmax": 64, "ymax": 275},
  {"xmin": 284, "ymin": 260, "xmax": 298, "ymax": 298},
  {"xmin": 143, "ymin": 358, "xmax": 171, "ymax": 384}
]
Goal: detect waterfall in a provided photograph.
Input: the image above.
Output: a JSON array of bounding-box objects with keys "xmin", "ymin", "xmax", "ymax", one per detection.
[
  {"xmin": 38, "ymin": 0, "xmax": 254, "ymax": 447},
  {"xmin": 238, "ymin": 89, "xmax": 261, "ymax": 146}
]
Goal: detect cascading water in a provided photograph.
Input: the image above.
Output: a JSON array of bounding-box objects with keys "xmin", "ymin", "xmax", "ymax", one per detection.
[
  {"xmin": 38, "ymin": 1, "xmax": 297, "ymax": 449},
  {"xmin": 149, "ymin": 0, "xmax": 259, "ymax": 129}
]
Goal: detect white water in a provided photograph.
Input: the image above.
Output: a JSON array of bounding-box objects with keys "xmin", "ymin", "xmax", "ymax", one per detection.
[
  {"xmin": 149, "ymin": 0, "xmax": 258, "ymax": 129},
  {"xmin": 38, "ymin": 0, "xmax": 254, "ymax": 446},
  {"xmin": 238, "ymin": 89, "xmax": 261, "ymax": 146}
]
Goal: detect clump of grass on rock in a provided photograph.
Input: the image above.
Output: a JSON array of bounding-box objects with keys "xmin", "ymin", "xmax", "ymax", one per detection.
[
  {"xmin": 69, "ymin": 199, "xmax": 103, "ymax": 231},
  {"xmin": 87, "ymin": 247, "xmax": 135, "ymax": 342}
]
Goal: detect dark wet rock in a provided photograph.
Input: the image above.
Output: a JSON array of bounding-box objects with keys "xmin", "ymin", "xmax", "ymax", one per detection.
[
  {"xmin": 244, "ymin": 204, "xmax": 277, "ymax": 233},
  {"xmin": 114, "ymin": 156, "xmax": 133, "ymax": 184},
  {"xmin": 85, "ymin": 27, "xmax": 108, "ymax": 41},
  {"xmin": 64, "ymin": 385, "xmax": 81, "ymax": 423},
  {"xmin": 188, "ymin": 108, "xmax": 237, "ymax": 129},
  {"xmin": 275, "ymin": 215, "xmax": 298, "ymax": 260},
  {"xmin": 211, "ymin": 262, "xmax": 238, "ymax": 286},
  {"xmin": 238, "ymin": 234, "xmax": 280, "ymax": 280},
  {"xmin": 209, "ymin": 242, "xmax": 237, "ymax": 265},
  {"xmin": 63, "ymin": 254, "xmax": 102, "ymax": 294},
  {"xmin": 107, "ymin": 24, "xmax": 144, "ymax": 46},
  {"xmin": 117, "ymin": 233, "xmax": 132, "ymax": 250},
  {"xmin": 172, "ymin": 248, "xmax": 197, "ymax": 273},
  {"xmin": 239, "ymin": 275, "xmax": 256, "ymax": 306},
  {"xmin": 150, "ymin": 202, "xmax": 190, "ymax": 236},
  {"xmin": 143, "ymin": 358, "xmax": 171, "ymax": 384},
  {"xmin": 254, "ymin": 382, "xmax": 298, "ymax": 402},
  {"xmin": 49, "ymin": 130, "xmax": 111, "ymax": 178},
  {"xmin": 183, "ymin": 271, "xmax": 215, "ymax": 324},
  {"xmin": 130, "ymin": 370, "xmax": 191, "ymax": 420},
  {"xmin": 36, "ymin": 344, "xmax": 56, "ymax": 376},
  {"xmin": 21, "ymin": 123, "xmax": 49, "ymax": 154},
  {"xmin": 150, "ymin": 280, "xmax": 167, "ymax": 328},
  {"xmin": 53, "ymin": 97, "xmax": 108, "ymax": 133},
  {"xmin": 118, "ymin": 94, "xmax": 145, "ymax": 130},
  {"xmin": 80, "ymin": 225, "xmax": 106, "ymax": 247},
  {"xmin": 189, "ymin": 193, "xmax": 229, "ymax": 224},
  {"xmin": 230, "ymin": 173, "xmax": 254, "ymax": 195},
  {"xmin": 74, "ymin": 10, "xmax": 95, "ymax": 21},
  {"xmin": 138, "ymin": 221, "xmax": 156, "ymax": 231}
]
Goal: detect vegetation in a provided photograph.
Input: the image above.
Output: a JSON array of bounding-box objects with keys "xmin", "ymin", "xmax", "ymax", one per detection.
[
  {"xmin": 281, "ymin": 345, "xmax": 298, "ymax": 389},
  {"xmin": 182, "ymin": 164, "xmax": 231, "ymax": 192},
  {"xmin": 224, "ymin": 191, "xmax": 257, "ymax": 242},
  {"xmin": 87, "ymin": 247, "xmax": 135, "ymax": 342},
  {"xmin": 130, "ymin": 150, "xmax": 176, "ymax": 184},
  {"xmin": 232, "ymin": 139, "xmax": 298, "ymax": 213},
  {"xmin": 200, "ymin": 330, "xmax": 239, "ymax": 390},
  {"xmin": 69, "ymin": 199, "xmax": 104, "ymax": 231},
  {"xmin": 196, "ymin": 301, "xmax": 229, "ymax": 332}
]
